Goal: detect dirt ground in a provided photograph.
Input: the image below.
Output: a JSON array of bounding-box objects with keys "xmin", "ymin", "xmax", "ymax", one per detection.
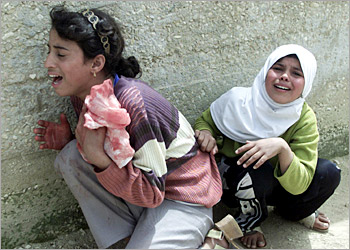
[{"xmin": 19, "ymin": 155, "xmax": 349, "ymax": 249}]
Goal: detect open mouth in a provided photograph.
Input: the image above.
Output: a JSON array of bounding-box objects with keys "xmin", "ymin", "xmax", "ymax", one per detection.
[
  {"xmin": 274, "ymin": 84, "xmax": 290, "ymax": 91},
  {"xmin": 49, "ymin": 74, "xmax": 63, "ymax": 85}
]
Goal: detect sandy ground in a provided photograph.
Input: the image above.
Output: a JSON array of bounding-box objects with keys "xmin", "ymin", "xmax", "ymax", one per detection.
[{"xmin": 19, "ymin": 155, "xmax": 349, "ymax": 249}]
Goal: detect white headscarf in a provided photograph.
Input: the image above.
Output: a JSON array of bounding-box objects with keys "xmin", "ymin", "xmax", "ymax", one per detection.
[{"xmin": 210, "ymin": 44, "xmax": 317, "ymax": 143}]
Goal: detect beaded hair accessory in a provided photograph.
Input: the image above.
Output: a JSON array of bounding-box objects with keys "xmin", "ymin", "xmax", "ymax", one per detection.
[{"xmin": 81, "ymin": 9, "xmax": 110, "ymax": 55}]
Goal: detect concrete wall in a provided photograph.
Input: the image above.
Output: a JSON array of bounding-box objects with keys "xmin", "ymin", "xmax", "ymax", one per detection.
[{"xmin": 1, "ymin": 1, "xmax": 349, "ymax": 248}]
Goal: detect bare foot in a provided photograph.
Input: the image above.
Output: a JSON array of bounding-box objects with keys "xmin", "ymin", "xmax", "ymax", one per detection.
[
  {"xmin": 313, "ymin": 212, "xmax": 330, "ymax": 231},
  {"xmin": 240, "ymin": 231, "xmax": 266, "ymax": 249}
]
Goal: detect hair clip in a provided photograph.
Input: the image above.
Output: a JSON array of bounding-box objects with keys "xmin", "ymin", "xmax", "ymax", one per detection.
[{"xmin": 81, "ymin": 9, "xmax": 110, "ymax": 54}]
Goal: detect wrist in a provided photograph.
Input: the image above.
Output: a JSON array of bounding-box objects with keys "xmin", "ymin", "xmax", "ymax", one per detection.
[
  {"xmin": 93, "ymin": 153, "xmax": 112, "ymax": 170},
  {"xmin": 279, "ymin": 138, "xmax": 291, "ymax": 155}
]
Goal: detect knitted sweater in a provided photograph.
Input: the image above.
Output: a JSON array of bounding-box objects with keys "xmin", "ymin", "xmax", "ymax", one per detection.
[
  {"xmin": 70, "ymin": 76, "xmax": 222, "ymax": 208},
  {"xmin": 194, "ymin": 102, "xmax": 319, "ymax": 195}
]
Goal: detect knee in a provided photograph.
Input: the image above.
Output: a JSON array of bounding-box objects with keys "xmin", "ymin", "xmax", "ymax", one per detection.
[{"xmin": 317, "ymin": 158, "xmax": 341, "ymax": 191}]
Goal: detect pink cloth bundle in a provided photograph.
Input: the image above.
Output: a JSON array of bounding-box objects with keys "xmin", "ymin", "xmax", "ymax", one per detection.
[{"xmin": 77, "ymin": 79, "xmax": 134, "ymax": 168}]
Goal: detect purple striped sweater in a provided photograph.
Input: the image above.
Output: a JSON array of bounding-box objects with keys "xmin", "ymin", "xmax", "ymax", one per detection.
[{"xmin": 70, "ymin": 76, "xmax": 222, "ymax": 208}]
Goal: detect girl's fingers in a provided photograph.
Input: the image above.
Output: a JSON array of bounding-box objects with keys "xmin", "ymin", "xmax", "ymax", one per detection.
[
  {"xmin": 251, "ymin": 153, "xmax": 265, "ymax": 169},
  {"xmin": 194, "ymin": 130, "xmax": 200, "ymax": 138},
  {"xmin": 37, "ymin": 120, "xmax": 49, "ymax": 127},
  {"xmin": 235, "ymin": 141, "xmax": 252, "ymax": 154},
  {"xmin": 200, "ymin": 140, "xmax": 209, "ymax": 152},
  {"xmin": 34, "ymin": 135, "xmax": 46, "ymax": 142},
  {"xmin": 33, "ymin": 128, "xmax": 45, "ymax": 135},
  {"xmin": 236, "ymin": 141, "xmax": 256, "ymax": 165},
  {"xmin": 238, "ymin": 148, "xmax": 258, "ymax": 166},
  {"xmin": 197, "ymin": 134, "xmax": 204, "ymax": 144},
  {"xmin": 194, "ymin": 130, "xmax": 217, "ymax": 154},
  {"xmin": 212, "ymin": 145, "xmax": 218, "ymax": 155},
  {"xmin": 240, "ymin": 151, "xmax": 267, "ymax": 169},
  {"xmin": 39, "ymin": 143, "xmax": 48, "ymax": 149},
  {"xmin": 237, "ymin": 151, "xmax": 250, "ymax": 165},
  {"xmin": 243, "ymin": 152, "xmax": 260, "ymax": 167},
  {"xmin": 252, "ymin": 156, "xmax": 267, "ymax": 169},
  {"xmin": 207, "ymin": 140, "xmax": 216, "ymax": 153}
]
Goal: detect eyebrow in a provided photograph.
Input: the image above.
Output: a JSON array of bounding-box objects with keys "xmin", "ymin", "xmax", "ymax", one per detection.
[
  {"xmin": 47, "ymin": 44, "xmax": 69, "ymax": 51},
  {"xmin": 275, "ymin": 62, "xmax": 303, "ymax": 72},
  {"xmin": 54, "ymin": 45, "xmax": 69, "ymax": 50}
]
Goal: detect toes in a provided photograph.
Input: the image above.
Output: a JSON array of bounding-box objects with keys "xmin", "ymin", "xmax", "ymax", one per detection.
[
  {"xmin": 258, "ymin": 240, "xmax": 266, "ymax": 248},
  {"xmin": 250, "ymin": 235, "xmax": 261, "ymax": 248},
  {"xmin": 318, "ymin": 214, "xmax": 330, "ymax": 224},
  {"xmin": 241, "ymin": 236, "xmax": 250, "ymax": 248},
  {"xmin": 241, "ymin": 232, "xmax": 266, "ymax": 248},
  {"xmin": 250, "ymin": 237, "xmax": 257, "ymax": 248},
  {"xmin": 247, "ymin": 237, "xmax": 254, "ymax": 248},
  {"xmin": 314, "ymin": 217, "xmax": 329, "ymax": 230},
  {"xmin": 318, "ymin": 211, "xmax": 326, "ymax": 216},
  {"xmin": 257, "ymin": 234, "xmax": 266, "ymax": 248}
]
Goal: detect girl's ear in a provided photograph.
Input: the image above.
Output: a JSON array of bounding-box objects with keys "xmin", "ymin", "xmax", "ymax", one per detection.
[{"xmin": 91, "ymin": 54, "xmax": 106, "ymax": 74}]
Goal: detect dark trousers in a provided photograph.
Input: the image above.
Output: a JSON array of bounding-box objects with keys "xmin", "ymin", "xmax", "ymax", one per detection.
[{"xmin": 220, "ymin": 157, "xmax": 341, "ymax": 232}]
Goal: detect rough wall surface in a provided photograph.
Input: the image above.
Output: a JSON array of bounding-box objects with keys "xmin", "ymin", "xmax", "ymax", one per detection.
[{"xmin": 1, "ymin": 1, "xmax": 349, "ymax": 248}]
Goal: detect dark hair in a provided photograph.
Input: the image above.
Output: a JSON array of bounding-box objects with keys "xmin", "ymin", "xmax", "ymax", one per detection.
[
  {"xmin": 278, "ymin": 54, "xmax": 299, "ymax": 61},
  {"xmin": 273, "ymin": 54, "xmax": 299, "ymax": 66},
  {"xmin": 49, "ymin": 5, "xmax": 141, "ymax": 78},
  {"xmin": 285, "ymin": 54, "xmax": 298, "ymax": 60}
]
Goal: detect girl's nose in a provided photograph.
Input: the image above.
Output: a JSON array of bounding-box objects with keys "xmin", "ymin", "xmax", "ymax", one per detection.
[
  {"xmin": 280, "ymin": 72, "xmax": 289, "ymax": 81},
  {"xmin": 44, "ymin": 54, "xmax": 54, "ymax": 69}
]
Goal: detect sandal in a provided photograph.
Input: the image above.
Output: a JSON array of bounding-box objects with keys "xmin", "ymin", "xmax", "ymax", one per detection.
[
  {"xmin": 201, "ymin": 214, "xmax": 243, "ymax": 249},
  {"xmin": 298, "ymin": 210, "xmax": 329, "ymax": 233}
]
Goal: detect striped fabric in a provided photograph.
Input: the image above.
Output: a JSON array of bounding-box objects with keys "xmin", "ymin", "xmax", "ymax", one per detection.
[{"xmin": 70, "ymin": 76, "xmax": 222, "ymax": 208}]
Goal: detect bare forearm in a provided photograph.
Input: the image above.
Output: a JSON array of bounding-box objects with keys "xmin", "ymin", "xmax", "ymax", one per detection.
[{"xmin": 277, "ymin": 138, "xmax": 294, "ymax": 175}]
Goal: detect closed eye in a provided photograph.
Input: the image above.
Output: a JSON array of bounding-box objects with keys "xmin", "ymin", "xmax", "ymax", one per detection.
[
  {"xmin": 46, "ymin": 44, "xmax": 66, "ymax": 58},
  {"xmin": 293, "ymin": 71, "xmax": 303, "ymax": 77},
  {"xmin": 292, "ymin": 67, "xmax": 304, "ymax": 77},
  {"xmin": 272, "ymin": 66, "xmax": 283, "ymax": 71}
]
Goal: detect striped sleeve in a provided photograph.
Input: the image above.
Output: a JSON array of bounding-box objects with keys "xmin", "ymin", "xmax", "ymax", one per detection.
[
  {"xmin": 95, "ymin": 160, "xmax": 165, "ymax": 208},
  {"xmin": 95, "ymin": 85, "xmax": 168, "ymax": 207}
]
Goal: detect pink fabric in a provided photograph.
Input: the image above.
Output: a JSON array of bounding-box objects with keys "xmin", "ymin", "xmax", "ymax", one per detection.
[
  {"xmin": 95, "ymin": 149, "xmax": 222, "ymax": 208},
  {"xmin": 78, "ymin": 79, "xmax": 134, "ymax": 168},
  {"xmin": 96, "ymin": 161, "xmax": 165, "ymax": 208}
]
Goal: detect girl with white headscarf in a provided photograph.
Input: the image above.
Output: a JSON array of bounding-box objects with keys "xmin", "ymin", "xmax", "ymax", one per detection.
[{"xmin": 196, "ymin": 45, "xmax": 341, "ymax": 249}]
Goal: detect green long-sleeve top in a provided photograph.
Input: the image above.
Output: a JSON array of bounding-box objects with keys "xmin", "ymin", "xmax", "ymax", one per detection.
[{"xmin": 194, "ymin": 102, "xmax": 319, "ymax": 195}]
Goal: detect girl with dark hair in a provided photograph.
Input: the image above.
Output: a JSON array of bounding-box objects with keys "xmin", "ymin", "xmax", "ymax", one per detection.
[{"xmin": 33, "ymin": 6, "xmax": 222, "ymax": 249}]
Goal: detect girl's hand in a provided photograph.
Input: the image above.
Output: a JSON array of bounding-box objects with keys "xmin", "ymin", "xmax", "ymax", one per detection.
[
  {"xmin": 33, "ymin": 113, "xmax": 73, "ymax": 150},
  {"xmin": 195, "ymin": 130, "xmax": 218, "ymax": 155},
  {"xmin": 75, "ymin": 105, "xmax": 112, "ymax": 169},
  {"xmin": 236, "ymin": 138, "xmax": 293, "ymax": 173}
]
